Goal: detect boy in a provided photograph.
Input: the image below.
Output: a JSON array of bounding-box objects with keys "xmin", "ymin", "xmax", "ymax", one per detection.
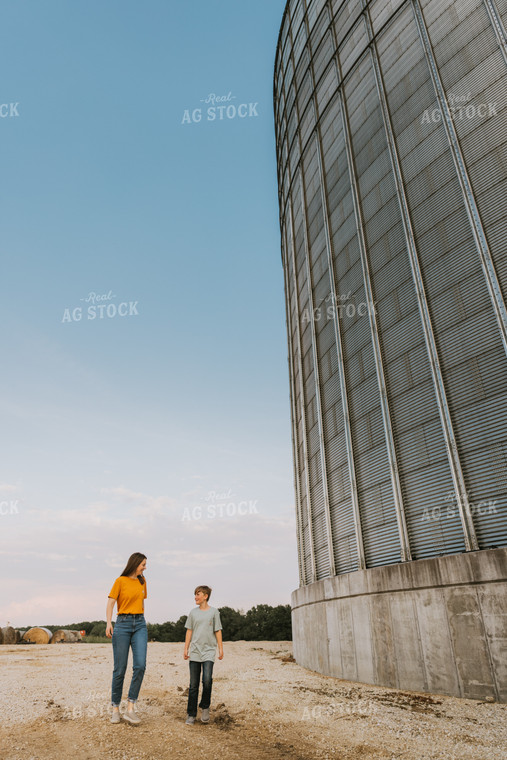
[{"xmin": 183, "ymin": 585, "xmax": 223, "ymax": 724}]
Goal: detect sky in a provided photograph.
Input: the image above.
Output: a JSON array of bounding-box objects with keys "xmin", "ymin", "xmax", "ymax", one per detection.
[{"xmin": 0, "ymin": 0, "xmax": 297, "ymax": 627}]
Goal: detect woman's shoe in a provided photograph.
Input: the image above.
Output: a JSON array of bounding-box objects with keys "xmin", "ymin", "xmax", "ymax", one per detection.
[
  {"xmin": 110, "ymin": 710, "xmax": 121, "ymax": 724},
  {"xmin": 201, "ymin": 708, "xmax": 210, "ymax": 723}
]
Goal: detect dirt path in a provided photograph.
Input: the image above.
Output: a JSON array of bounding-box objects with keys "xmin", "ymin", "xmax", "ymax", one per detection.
[{"xmin": 1, "ymin": 642, "xmax": 505, "ymax": 760}]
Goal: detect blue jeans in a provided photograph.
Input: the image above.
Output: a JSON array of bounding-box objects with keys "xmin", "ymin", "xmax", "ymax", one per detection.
[
  {"xmin": 111, "ymin": 614, "xmax": 147, "ymax": 706},
  {"xmin": 187, "ymin": 660, "xmax": 214, "ymax": 717}
]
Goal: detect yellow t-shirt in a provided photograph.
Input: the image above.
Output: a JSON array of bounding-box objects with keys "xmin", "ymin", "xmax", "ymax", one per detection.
[{"xmin": 108, "ymin": 576, "xmax": 147, "ymax": 615}]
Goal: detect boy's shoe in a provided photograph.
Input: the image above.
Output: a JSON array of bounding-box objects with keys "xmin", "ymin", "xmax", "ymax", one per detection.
[
  {"xmin": 110, "ymin": 710, "xmax": 121, "ymax": 724},
  {"xmin": 185, "ymin": 715, "xmax": 196, "ymax": 725},
  {"xmin": 201, "ymin": 708, "xmax": 210, "ymax": 723},
  {"xmin": 123, "ymin": 710, "xmax": 141, "ymax": 725}
]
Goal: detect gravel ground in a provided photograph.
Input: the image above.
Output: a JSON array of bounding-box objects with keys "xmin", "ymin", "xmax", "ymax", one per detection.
[{"xmin": 0, "ymin": 641, "xmax": 505, "ymax": 760}]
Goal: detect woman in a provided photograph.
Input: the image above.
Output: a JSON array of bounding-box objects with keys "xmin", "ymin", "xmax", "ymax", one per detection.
[{"xmin": 106, "ymin": 552, "xmax": 148, "ymax": 724}]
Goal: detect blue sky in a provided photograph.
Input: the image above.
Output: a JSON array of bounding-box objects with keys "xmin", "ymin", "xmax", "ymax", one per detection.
[{"xmin": 0, "ymin": 0, "xmax": 297, "ymax": 627}]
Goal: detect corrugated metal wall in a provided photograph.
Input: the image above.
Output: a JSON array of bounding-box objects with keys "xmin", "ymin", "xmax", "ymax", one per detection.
[{"xmin": 275, "ymin": 0, "xmax": 507, "ymax": 584}]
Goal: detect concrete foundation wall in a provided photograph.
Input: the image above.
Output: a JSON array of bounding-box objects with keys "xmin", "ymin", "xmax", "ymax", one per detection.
[{"xmin": 291, "ymin": 548, "xmax": 507, "ymax": 702}]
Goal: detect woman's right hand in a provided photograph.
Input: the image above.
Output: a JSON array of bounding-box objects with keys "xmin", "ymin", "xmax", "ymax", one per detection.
[{"xmin": 106, "ymin": 623, "xmax": 113, "ymax": 638}]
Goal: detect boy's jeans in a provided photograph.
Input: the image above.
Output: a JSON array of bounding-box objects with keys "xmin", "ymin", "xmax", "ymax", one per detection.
[
  {"xmin": 187, "ymin": 660, "xmax": 214, "ymax": 717},
  {"xmin": 111, "ymin": 614, "xmax": 147, "ymax": 706}
]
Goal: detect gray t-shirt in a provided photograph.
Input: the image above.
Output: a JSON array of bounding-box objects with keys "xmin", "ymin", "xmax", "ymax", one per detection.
[{"xmin": 185, "ymin": 606, "xmax": 222, "ymax": 662}]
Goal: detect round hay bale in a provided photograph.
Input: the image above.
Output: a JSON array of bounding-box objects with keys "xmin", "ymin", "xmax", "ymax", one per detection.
[
  {"xmin": 1, "ymin": 626, "xmax": 16, "ymax": 645},
  {"xmin": 51, "ymin": 629, "xmax": 81, "ymax": 643},
  {"xmin": 23, "ymin": 627, "xmax": 52, "ymax": 644}
]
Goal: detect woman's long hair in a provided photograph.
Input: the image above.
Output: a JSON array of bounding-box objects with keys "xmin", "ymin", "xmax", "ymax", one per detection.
[{"xmin": 121, "ymin": 552, "xmax": 147, "ymax": 585}]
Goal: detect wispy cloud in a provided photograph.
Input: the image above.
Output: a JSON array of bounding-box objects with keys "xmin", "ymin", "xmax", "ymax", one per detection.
[
  {"xmin": 2, "ymin": 589, "xmax": 103, "ymax": 627},
  {"xmin": 0, "ymin": 482, "xmax": 19, "ymax": 492}
]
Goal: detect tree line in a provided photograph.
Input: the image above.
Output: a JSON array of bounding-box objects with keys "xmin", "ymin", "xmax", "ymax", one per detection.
[{"xmin": 27, "ymin": 604, "xmax": 292, "ymax": 642}]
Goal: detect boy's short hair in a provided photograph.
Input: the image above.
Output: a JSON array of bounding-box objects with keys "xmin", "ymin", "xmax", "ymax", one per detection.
[{"xmin": 195, "ymin": 585, "xmax": 212, "ymax": 600}]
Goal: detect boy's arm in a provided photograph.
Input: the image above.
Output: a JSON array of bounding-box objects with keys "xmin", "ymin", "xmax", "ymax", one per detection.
[
  {"xmin": 215, "ymin": 629, "xmax": 224, "ymax": 660},
  {"xmin": 184, "ymin": 628, "xmax": 192, "ymax": 659}
]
